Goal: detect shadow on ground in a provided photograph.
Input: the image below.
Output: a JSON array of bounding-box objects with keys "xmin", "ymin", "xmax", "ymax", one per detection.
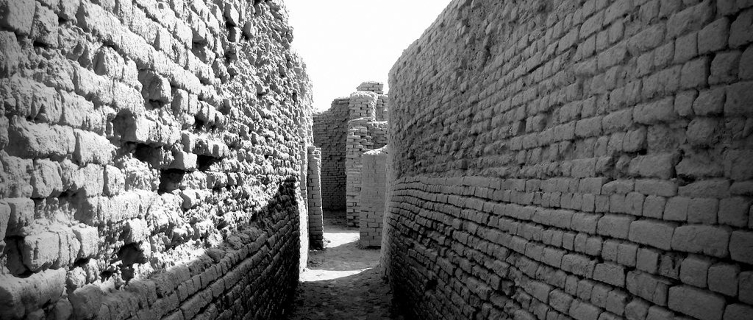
[{"xmin": 282, "ymin": 212, "xmax": 404, "ymax": 320}]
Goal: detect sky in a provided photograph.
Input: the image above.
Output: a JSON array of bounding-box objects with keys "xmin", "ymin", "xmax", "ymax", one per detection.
[{"xmin": 285, "ymin": 0, "xmax": 454, "ymax": 112}]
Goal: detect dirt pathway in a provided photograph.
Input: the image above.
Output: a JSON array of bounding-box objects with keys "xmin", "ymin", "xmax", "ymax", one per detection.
[{"xmin": 283, "ymin": 215, "xmax": 402, "ymax": 320}]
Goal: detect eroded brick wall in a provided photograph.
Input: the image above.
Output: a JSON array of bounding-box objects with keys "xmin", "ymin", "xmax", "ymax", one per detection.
[
  {"xmin": 386, "ymin": 0, "xmax": 753, "ymax": 319},
  {"xmin": 307, "ymin": 146, "xmax": 324, "ymax": 249},
  {"xmin": 346, "ymin": 115, "xmax": 388, "ymax": 226},
  {"xmin": 0, "ymin": 0, "xmax": 313, "ymax": 319}
]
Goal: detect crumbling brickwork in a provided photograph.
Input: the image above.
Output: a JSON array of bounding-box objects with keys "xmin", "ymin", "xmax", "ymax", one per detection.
[
  {"xmin": 359, "ymin": 146, "xmax": 388, "ymax": 248},
  {"xmin": 386, "ymin": 0, "xmax": 753, "ymax": 319},
  {"xmin": 0, "ymin": 0, "xmax": 313, "ymax": 319},
  {"xmin": 346, "ymin": 114, "xmax": 388, "ymax": 226}
]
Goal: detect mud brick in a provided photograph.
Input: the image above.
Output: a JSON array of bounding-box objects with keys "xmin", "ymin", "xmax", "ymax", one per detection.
[
  {"xmin": 679, "ymin": 255, "xmax": 711, "ymax": 288},
  {"xmin": 597, "ymin": 214, "xmax": 634, "ymax": 239},
  {"xmin": 679, "ymin": 179, "xmax": 731, "ymax": 198},
  {"xmin": 617, "ymin": 242, "xmax": 638, "ymax": 267},
  {"xmin": 672, "ymin": 225, "xmax": 730, "ymax": 257},
  {"xmin": 664, "ymin": 197, "xmax": 689, "ymax": 221},
  {"xmin": 730, "ymin": 231, "xmax": 753, "ymax": 264},
  {"xmin": 72, "ymin": 225, "xmax": 98, "ymax": 259},
  {"xmin": 668, "ymin": 285, "xmax": 725, "ymax": 320},
  {"xmin": 725, "ymin": 150, "xmax": 753, "ymax": 180},
  {"xmin": 708, "ymin": 263, "xmax": 739, "ymax": 297},
  {"xmin": 725, "ymin": 81, "xmax": 753, "ymax": 116},
  {"xmin": 719, "ymin": 197, "xmax": 750, "ymax": 227},
  {"xmin": 629, "ymin": 219, "xmax": 675, "ymax": 250},
  {"xmin": 22, "ymin": 231, "xmax": 60, "ymax": 271},
  {"xmin": 637, "ymin": 248, "xmax": 659, "ymax": 273},
  {"xmin": 666, "ymin": 1, "xmax": 713, "ymax": 38},
  {"xmin": 642, "ymin": 196, "xmax": 665, "ymax": 219},
  {"xmin": 634, "ymin": 98, "xmax": 675, "ymax": 124},
  {"xmin": 729, "ymin": 9, "xmax": 753, "ymax": 48},
  {"xmin": 646, "ymin": 306, "xmax": 674, "ymax": 320},
  {"xmin": 5, "ymin": 198, "xmax": 34, "ymax": 236},
  {"xmin": 687, "ymin": 198, "xmax": 719, "ymax": 224},
  {"xmin": 686, "ymin": 117, "xmax": 721, "ymax": 146},
  {"xmin": 680, "ymin": 57, "xmax": 709, "ymax": 89},
  {"xmin": 741, "ymin": 46, "xmax": 753, "ymax": 79},
  {"xmin": 594, "ymin": 262, "xmax": 626, "ymax": 287},
  {"xmin": 0, "ymin": 0, "xmax": 35, "ymax": 36},
  {"xmin": 674, "ymin": 32, "xmax": 697, "ymax": 64},
  {"xmin": 628, "ymin": 153, "xmax": 677, "ymax": 179},
  {"xmin": 6, "ymin": 117, "xmax": 76, "ymax": 159},
  {"xmin": 602, "ymin": 180, "xmax": 634, "ymax": 195},
  {"xmin": 30, "ymin": 159, "xmax": 63, "ymax": 198},
  {"xmin": 625, "ymin": 298, "xmax": 650, "ymax": 320},
  {"xmin": 627, "ymin": 271, "xmax": 670, "ymax": 306},
  {"xmin": 606, "ymin": 290, "xmax": 629, "ymax": 316}
]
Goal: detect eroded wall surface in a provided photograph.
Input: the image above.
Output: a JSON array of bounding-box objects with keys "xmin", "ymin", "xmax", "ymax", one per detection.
[
  {"xmin": 0, "ymin": 0, "xmax": 313, "ymax": 319},
  {"xmin": 313, "ymin": 98, "xmax": 349, "ymax": 211},
  {"xmin": 307, "ymin": 146, "xmax": 324, "ymax": 249},
  {"xmin": 387, "ymin": 0, "xmax": 753, "ymax": 319}
]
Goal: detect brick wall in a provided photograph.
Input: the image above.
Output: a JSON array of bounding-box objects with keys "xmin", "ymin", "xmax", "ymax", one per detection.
[
  {"xmin": 386, "ymin": 0, "xmax": 753, "ymax": 319},
  {"xmin": 0, "ymin": 0, "xmax": 313, "ymax": 319},
  {"xmin": 346, "ymin": 116, "xmax": 388, "ymax": 226},
  {"xmin": 307, "ymin": 146, "xmax": 324, "ymax": 249},
  {"xmin": 359, "ymin": 146, "xmax": 388, "ymax": 248},
  {"xmin": 313, "ymin": 98, "xmax": 349, "ymax": 211}
]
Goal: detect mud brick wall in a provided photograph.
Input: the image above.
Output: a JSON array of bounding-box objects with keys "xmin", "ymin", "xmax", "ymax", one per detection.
[
  {"xmin": 386, "ymin": 0, "xmax": 753, "ymax": 319},
  {"xmin": 359, "ymin": 146, "xmax": 388, "ymax": 248},
  {"xmin": 307, "ymin": 146, "xmax": 324, "ymax": 249},
  {"xmin": 376, "ymin": 94, "xmax": 389, "ymax": 122},
  {"xmin": 346, "ymin": 117, "xmax": 388, "ymax": 226},
  {"xmin": 313, "ymin": 98, "xmax": 349, "ymax": 210},
  {"xmin": 0, "ymin": 0, "xmax": 313, "ymax": 319},
  {"xmin": 313, "ymin": 82, "xmax": 387, "ymax": 213}
]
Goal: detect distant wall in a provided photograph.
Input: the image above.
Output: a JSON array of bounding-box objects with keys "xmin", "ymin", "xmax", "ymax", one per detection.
[
  {"xmin": 0, "ymin": 0, "xmax": 313, "ymax": 319},
  {"xmin": 313, "ymin": 98, "xmax": 349, "ymax": 211},
  {"xmin": 346, "ymin": 114, "xmax": 388, "ymax": 226},
  {"xmin": 386, "ymin": 0, "xmax": 753, "ymax": 319},
  {"xmin": 360, "ymin": 146, "xmax": 388, "ymax": 248}
]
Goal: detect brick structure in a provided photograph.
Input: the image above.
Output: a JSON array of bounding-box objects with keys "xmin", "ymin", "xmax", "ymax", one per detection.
[
  {"xmin": 385, "ymin": 1, "xmax": 753, "ymax": 320},
  {"xmin": 0, "ymin": 0, "xmax": 314, "ymax": 319},
  {"xmin": 360, "ymin": 146, "xmax": 388, "ymax": 247},
  {"xmin": 313, "ymin": 82, "xmax": 388, "ymax": 226},
  {"xmin": 307, "ymin": 146, "xmax": 324, "ymax": 249}
]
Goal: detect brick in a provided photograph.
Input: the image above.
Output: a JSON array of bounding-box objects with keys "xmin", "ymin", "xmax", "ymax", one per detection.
[
  {"xmin": 633, "ymin": 97, "xmax": 675, "ymax": 124},
  {"xmin": 719, "ymin": 197, "xmax": 750, "ymax": 227},
  {"xmin": 626, "ymin": 271, "xmax": 670, "ymax": 306},
  {"xmin": 708, "ymin": 263, "xmax": 739, "ymax": 297},
  {"xmin": 594, "ymin": 262, "xmax": 626, "ymax": 287},
  {"xmin": 646, "ymin": 306, "xmax": 674, "ymax": 320},
  {"xmin": 0, "ymin": 0, "xmax": 35, "ymax": 36},
  {"xmin": 30, "ymin": 159, "xmax": 63, "ymax": 198},
  {"xmin": 597, "ymin": 214, "xmax": 634, "ymax": 239},
  {"xmin": 666, "ymin": 1, "xmax": 713, "ymax": 38},
  {"xmin": 678, "ymin": 179, "xmax": 730, "ymax": 198},
  {"xmin": 628, "ymin": 153, "xmax": 677, "ymax": 179},
  {"xmin": 730, "ymin": 231, "xmax": 753, "ymax": 264},
  {"xmin": 725, "ymin": 81, "xmax": 753, "ymax": 116},
  {"xmin": 31, "ymin": 2, "xmax": 58, "ymax": 47},
  {"xmin": 679, "ymin": 255, "xmax": 711, "ymax": 288},
  {"xmin": 22, "ymin": 231, "xmax": 60, "ymax": 272},
  {"xmin": 687, "ymin": 198, "xmax": 719, "ymax": 224},
  {"xmin": 741, "ymin": 46, "xmax": 753, "ymax": 79},
  {"xmin": 686, "ymin": 117, "xmax": 721, "ymax": 146},
  {"xmin": 5, "ymin": 198, "xmax": 34, "ymax": 236},
  {"xmin": 729, "ymin": 9, "xmax": 753, "ymax": 48},
  {"xmin": 693, "ymin": 87, "xmax": 726, "ymax": 115},
  {"xmin": 724, "ymin": 304, "xmax": 753, "ymax": 320},
  {"xmin": 668, "ymin": 285, "xmax": 725, "ymax": 320},
  {"xmin": 635, "ymin": 179, "xmax": 676, "ymax": 197},
  {"xmin": 699, "ymin": 18, "xmax": 730, "ymax": 54},
  {"xmin": 637, "ymin": 248, "xmax": 659, "ymax": 273},
  {"xmin": 625, "ymin": 298, "xmax": 650, "ymax": 320},
  {"xmin": 672, "ymin": 225, "xmax": 730, "ymax": 257},
  {"xmin": 617, "ymin": 242, "xmax": 638, "ymax": 267},
  {"xmin": 680, "ymin": 57, "xmax": 709, "ymax": 89},
  {"xmin": 642, "ymin": 196, "xmax": 666, "ymax": 219},
  {"xmin": 673, "ymin": 32, "xmax": 697, "ymax": 63},
  {"xmin": 569, "ymin": 300, "xmax": 602, "ymax": 320},
  {"xmin": 742, "ymin": 272, "xmax": 753, "ymax": 304},
  {"xmin": 629, "ymin": 220, "xmax": 675, "ymax": 250},
  {"xmin": 605, "ymin": 289, "xmax": 629, "ymax": 316},
  {"xmin": 725, "ymin": 150, "xmax": 753, "ymax": 180}
]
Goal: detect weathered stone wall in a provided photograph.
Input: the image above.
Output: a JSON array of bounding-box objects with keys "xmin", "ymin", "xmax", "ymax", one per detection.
[
  {"xmin": 0, "ymin": 0, "xmax": 313, "ymax": 319},
  {"xmin": 359, "ymin": 146, "xmax": 388, "ymax": 248},
  {"xmin": 313, "ymin": 98, "xmax": 349, "ymax": 211},
  {"xmin": 307, "ymin": 146, "xmax": 324, "ymax": 249},
  {"xmin": 386, "ymin": 0, "xmax": 753, "ymax": 319}
]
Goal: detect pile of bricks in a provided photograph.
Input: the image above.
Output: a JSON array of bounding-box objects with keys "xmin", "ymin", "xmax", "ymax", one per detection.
[
  {"xmin": 386, "ymin": 0, "xmax": 753, "ymax": 319},
  {"xmin": 0, "ymin": 0, "xmax": 313, "ymax": 319}
]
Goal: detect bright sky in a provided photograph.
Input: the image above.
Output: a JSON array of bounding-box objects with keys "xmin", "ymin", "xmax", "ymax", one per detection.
[{"xmin": 285, "ymin": 0, "xmax": 453, "ymax": 112}]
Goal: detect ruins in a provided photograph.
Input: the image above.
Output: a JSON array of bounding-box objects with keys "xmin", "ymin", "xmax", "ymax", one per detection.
[{"xmin": 1, "ymin": 0, "xmax": 752, "ymax": 319}]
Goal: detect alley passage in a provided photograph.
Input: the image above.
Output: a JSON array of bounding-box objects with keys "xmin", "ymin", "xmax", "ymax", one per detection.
[{"xmin": 284, "ymin": 215, "xmax": 402, "ymax": 320}]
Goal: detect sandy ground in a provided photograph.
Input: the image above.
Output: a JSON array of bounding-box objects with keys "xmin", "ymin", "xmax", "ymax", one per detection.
[{"xmin": 283, "ymin": 214, "xmax": 403, "ymax": 320}]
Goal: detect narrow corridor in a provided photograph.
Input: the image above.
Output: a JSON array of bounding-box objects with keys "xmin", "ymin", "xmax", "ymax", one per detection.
[{"xmin": 284, "ymin": 214, "xmax": 403, "ymax": 320}]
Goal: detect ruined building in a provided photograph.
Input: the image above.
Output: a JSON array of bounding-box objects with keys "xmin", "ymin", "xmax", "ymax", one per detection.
[
  {"xmin": 0, "ymin": 0, "xmax": 317, "ymax": 318},
  {"xmin": 384, "ymin": 0, "xmax": 753, "ymax": 319}
]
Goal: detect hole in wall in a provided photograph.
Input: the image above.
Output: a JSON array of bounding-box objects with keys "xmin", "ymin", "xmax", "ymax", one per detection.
[
  {"xmin": 197, "ymin": 155, "xmax": 221, "ymax": 172},
  {"xmin": 158, "ymin": 169, "xmax": 186, "ymax": 194}
]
